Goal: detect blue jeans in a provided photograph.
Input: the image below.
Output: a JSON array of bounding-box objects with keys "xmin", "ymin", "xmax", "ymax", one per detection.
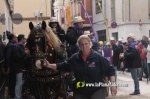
[
  {"xmin": 147, "ymin": 63, "xmax": 150, "ymax": 78},
  {"xmin": 139, "ymin": 59, "xmax": 147, "ymax": 78},
  {"xmin": 15, "ymin": 72, "xmax": 23, "ymax": 99},
  {"xmin": 129, "ymin": 68, "xmax": 140, "ymax": 92},
  {"xmin": 113, "ymin": 66, "xmax": 117, "ymax": 81}
]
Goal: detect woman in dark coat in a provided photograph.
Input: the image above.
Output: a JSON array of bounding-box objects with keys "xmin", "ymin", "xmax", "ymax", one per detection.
[{"xmin": 49, "ymin": 17, "xmax": 66, "ymax": 44}]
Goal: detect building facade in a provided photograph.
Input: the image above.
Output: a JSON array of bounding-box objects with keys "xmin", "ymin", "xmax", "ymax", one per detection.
[
  {"xmin": 13, "ymin": 0, "xmax": 51, "ymax": 37},
  {"xmin": 93, "ymin": 0, "xmax": 150, "ymax": 42},
  {"xmin": 1, "ymin": 0, "xmax": 52, "ymax": 41},
  {"xmin": 53, "ymin": 0, "xmax": 93, "ymax": 31}
]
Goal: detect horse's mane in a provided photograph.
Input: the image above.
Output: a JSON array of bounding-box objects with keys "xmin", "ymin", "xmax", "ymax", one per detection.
[{"xmin": 43, "ymin": 26, "xmax": 62, "ymax": 51}]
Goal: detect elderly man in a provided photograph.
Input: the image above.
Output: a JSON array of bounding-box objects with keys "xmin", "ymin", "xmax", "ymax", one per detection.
[
  {"xmin": 66, "ymin": 16, "xmax": 85, "ymax": 57},
  {"xmin": 43, "ymin": 35, "xmax": 117, "ymax": 99},
  {"xmin": 123, "ymin": 33, "xmax": 141, "ymax": 95}
]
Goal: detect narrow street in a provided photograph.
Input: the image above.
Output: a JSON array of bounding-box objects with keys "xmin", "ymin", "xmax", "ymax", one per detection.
[
  {"xmin": 107, "ymin": 71, "xmax": 150, "ymax": 99},
  {"xmin": 0, "ymin": 71, "xmax": 150, "ymax": 99}
]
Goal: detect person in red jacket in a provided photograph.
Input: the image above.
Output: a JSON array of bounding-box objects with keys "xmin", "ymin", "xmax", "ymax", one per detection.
[{"xmin": 138, "ymin": 41, "xmax": 147, "ymax": 81}]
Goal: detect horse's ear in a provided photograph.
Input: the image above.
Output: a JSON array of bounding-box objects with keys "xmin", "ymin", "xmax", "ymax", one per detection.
[
  {"xmin": 29, "ymin": 22, "xmax": 34, "ymax": 30},
  {"xmin": 42, "ymin": 21, "xmax": 46, "ymax": 30}
]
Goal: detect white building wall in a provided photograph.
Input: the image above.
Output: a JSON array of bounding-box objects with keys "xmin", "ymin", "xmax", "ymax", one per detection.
[
  {"xmin": 115, "ymin": 0, "xmax": 123, "ymax": 23},
  {"xmin": 109, "ymin": 24, "xmax": 141, "ymax": 42},
  {"xmin": 93, "ymin": 0, "xmax": 150, "ymax": 42},
  {"xmin": 130, "ymin": 0, "xmax": 149, "ymax": 21},
  {"xmin": 109, "ymin": 22, "xmax": 150, "ymax": 42},
  {"xmin": 13, "ymin": 0, "xmax": 51, "ymax": 37}
]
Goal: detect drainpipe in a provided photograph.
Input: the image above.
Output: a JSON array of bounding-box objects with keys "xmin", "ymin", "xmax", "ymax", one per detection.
[
  {"xmin": 122, "ymin": 0, "xmax": 124, "ymax": 21},
  {"xmin": 129, "ymin": 0, "xmax": 130, "ymax": 21}
]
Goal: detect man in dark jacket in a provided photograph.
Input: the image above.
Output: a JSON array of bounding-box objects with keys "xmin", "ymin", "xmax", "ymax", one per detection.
[
  {"xmin": 123, "ymin": 33, "xmax": 141, "ymax": 95},
  {"xmin": 118, "ymin": 38, "xmax": 125, "ymax": 72},
  {"xmin": 0, "ymin": 34, "xmax": 5, "ymax": 67},
  {"xmin": 0, "ymin": 35, "xmax": 5, "ymax": 86},
  {"xmin": 4, "ymin": 33, "xmax": 18, "ymax": 98},
  {"xmin": 12, "ymin": 34, "xmax": 30, "ymax": 99},
  {"xmin": 110, "ymin": 37, "xmax": 121, "ymax": 81},
  {"xmin": 66, "ymin": 16, "xmax": 85, "ymax": 57}
]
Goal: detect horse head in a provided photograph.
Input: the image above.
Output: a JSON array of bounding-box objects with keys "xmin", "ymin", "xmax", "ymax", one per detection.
[
  {"xmin": 26, "ymin": 21, "xmax": 63, "ymax": 69},
  {"xmin": 27, "ymin": 21, "xmax": 47, "ymax": 54}
]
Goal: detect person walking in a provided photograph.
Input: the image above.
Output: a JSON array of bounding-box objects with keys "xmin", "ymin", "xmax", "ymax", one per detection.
[{"xmin": 123, "ymin": 33, "xmax": 141, "ymax": 95}]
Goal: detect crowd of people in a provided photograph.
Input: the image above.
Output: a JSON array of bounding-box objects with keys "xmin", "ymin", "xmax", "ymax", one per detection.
[
  {"xmin": 98, "ymin": 34, "xmax": 150, "ymax": 95},
  {"xmin": 0, "ymin": 15, "xmax": 149, "ymax": 99}
]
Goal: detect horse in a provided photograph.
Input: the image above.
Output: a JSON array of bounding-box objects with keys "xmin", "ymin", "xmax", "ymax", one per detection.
[{"xmin": 23, "ymin": 21, "xmax": 68, "ymax": 99}]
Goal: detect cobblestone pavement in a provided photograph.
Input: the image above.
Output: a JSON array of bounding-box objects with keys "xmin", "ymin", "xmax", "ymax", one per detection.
[{"xmin": 107, "ymin": 71, "xmax": 150, "ymax": 99}]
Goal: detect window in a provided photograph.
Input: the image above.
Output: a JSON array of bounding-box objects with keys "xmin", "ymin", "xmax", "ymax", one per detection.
[
  {"xmin": 96, "ymin": 0, "xmax": 102, "ymax": 14},
  {"xmin": 112, "ymin": 32, "xmax": 118, "ymax": 41},
  {"xmin": 97, "ymin": 30, "xmax": 106, "ymax": 42}
]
